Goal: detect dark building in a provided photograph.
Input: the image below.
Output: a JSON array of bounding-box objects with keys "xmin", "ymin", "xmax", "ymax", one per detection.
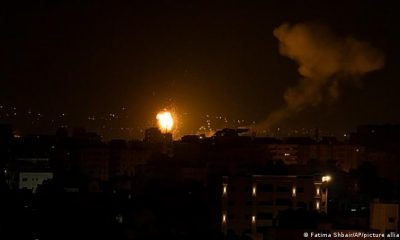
[
  {"xmin": 221, "ymin": 174, "xmax": 331, "ymax": 238},
  {"xmin": 0, "ymin": 124, "xmax": 13, "ymax": 170},
  {"xmin": 144, "ymin": 127, "xmax": 172, "ymax": 144},
  {"xmin": 350, "ymin": 124, "xmax": 400, "ymax": 148},
  {"xmin": 5, "ymin": 158, "xmax": 53, "ymax": 193}
]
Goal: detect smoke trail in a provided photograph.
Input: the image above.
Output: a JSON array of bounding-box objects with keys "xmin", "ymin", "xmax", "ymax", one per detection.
[{"xmin": 257, "ymin": 22, "xmax": 385, "ymax": 131}]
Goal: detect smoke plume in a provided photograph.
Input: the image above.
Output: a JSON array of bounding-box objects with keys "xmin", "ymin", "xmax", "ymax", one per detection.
[{"xmin": 257, "ymin": 22, "xmax": 385, "ymax": 131}]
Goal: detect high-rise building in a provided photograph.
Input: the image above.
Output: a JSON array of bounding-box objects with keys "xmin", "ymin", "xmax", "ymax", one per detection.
[{"xmin": 221, "ymin": 174, "xmax": 330, "ymax": 238}]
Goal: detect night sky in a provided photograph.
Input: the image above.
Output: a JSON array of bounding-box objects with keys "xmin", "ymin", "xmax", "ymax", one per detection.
[{"xmin": 1, "ymin": 0, "xmax": 399, "ymax": 139}]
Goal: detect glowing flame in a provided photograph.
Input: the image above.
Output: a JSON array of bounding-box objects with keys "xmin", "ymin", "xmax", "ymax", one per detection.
[{"xmin": 156, "ymin": 110, "xmax": 174, "ymax": 133}]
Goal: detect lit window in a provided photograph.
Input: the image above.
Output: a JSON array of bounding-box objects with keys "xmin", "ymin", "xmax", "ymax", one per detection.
[
  {"xmin": 252, "ymin": 186, "xmax": 257, "ymax": 197},
  {"xmin": 252, "ymin": 215, "xmax": 256, "ymax": 224},
  {"xmin": 222, "ymin": 213, "xmax": 227, "ymax": 224},
  {"xmin": 322, "ymin": 175, "xmax": 331, "ymax": 182},
  {"xmin": 316, "ymin": 201, "xmax": 320, "ymax": 210},
  {"xmin": 223, "ymin": 184, "xmax": 227, "ymax": 196},
  {"xmin": 316, "ymin": 187, "xmax": 320, "ymax": 196},
  {"xmin": 292, "ymin": 187, "xmax": 296, "ymax": 197}
]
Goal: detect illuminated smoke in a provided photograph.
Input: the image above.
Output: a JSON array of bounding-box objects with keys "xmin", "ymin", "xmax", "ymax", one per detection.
[{"xmin": 257, "ymin": 22, "xmax": 385, "ymax": 131}]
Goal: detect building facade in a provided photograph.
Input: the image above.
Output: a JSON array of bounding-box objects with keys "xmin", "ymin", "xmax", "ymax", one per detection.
[
  {"xmin": 6, "ymin": 158, "xmax": 53, "ymax": 193},
  {"xmin": 221, "ymin": 174, "xmax": 330, "ymax": 238},
  {"xmin": 370, "ymin": 200, "xmax": 399, "ymax": 234}
]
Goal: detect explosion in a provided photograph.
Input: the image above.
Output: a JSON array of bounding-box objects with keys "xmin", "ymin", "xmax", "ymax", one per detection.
[{"xmin": 156, "ymin": 110, "xmax": 174, "ymax": 133}]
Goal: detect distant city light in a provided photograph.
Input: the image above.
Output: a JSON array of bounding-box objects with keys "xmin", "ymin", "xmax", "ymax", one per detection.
[{"xmin": 156, "ymin": 110, "xmax": 174, "ymax": 133}]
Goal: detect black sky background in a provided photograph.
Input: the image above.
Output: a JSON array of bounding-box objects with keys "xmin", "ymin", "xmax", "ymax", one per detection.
[{"xmin": 1, "ymin": 0, "xmax": 399, "ymax": 138}]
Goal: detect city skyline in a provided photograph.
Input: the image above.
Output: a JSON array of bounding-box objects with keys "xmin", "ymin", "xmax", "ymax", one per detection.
[
  {"xmin": 1, "ymin": 1, "xmax": 398, "ymax": 138},
  {"xmin": 3, "ymin": 2, "xmax": 400, "ymax": 239}
]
